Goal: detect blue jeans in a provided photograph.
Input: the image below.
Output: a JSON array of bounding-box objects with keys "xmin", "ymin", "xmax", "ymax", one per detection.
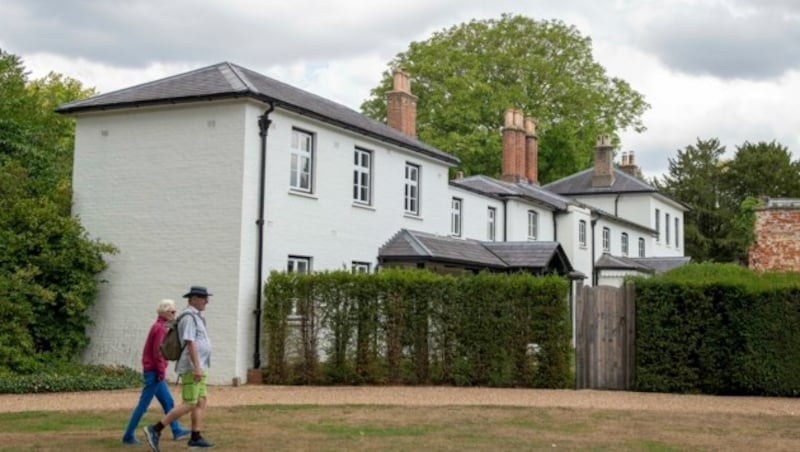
[{"xmin": 122, "ymin": 370, "xmax": 185, "ymax": 441}]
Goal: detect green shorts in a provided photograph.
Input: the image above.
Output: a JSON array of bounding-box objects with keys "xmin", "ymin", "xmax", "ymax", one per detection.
[{"xmin": 179, "ymin": 371, "xmax": 208, "ymax": 404}]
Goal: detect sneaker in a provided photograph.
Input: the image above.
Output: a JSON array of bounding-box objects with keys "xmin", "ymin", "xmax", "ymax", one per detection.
[
  {"xmin": 121, "ymin": 437, "xmax": 142, "ymax": 445},
  {"xmin": 172, "ymin": 427, "xmax": 191, "ymax": 440},
  {"xmin": 187, "ymin": 437, "xmax": 215, "ymax": 448},
  {"xmin": 142, "ymin": 425, "xmax": 161, "ymax": 452}
]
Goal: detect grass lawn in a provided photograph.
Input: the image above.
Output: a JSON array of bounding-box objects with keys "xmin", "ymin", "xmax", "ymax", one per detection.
[{"xmin": 0, "ymin": 404, "xmax": 797, "ymax": 451}]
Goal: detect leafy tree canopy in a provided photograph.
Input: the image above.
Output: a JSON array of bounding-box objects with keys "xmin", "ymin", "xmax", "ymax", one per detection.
[
  {"xmin": 361, "ymin": 14, "xmax": 649, "ymax": 183},
  {"xmin": 0, "ymin": 49, "xmax": 113, "ymax": 373},
  {"xmin": 0, "ymin": 49, "xmax": 95, "ymax": 211},
  {"xmin": 657, "ymin": 138, "xmax": 800, "ymax": 263}
]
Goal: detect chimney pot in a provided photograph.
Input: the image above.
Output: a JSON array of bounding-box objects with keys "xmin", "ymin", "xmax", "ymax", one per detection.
[{"xmin": 393, "ymin": 69, "xmax": 411, "ymax": 93}]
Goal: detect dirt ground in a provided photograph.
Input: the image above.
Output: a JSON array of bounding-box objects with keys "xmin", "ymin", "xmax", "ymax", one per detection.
[
  {"xmin": 2, "ymin": 386, "xmax": 800, "ymax": 450},
  {"xmin": 1, "ymin": 384, "xmax": 799, "ymax": 415}
]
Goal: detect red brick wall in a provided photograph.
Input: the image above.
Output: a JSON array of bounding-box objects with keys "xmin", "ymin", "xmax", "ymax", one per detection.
[{"xmin": 749, "ymin": 208, "xmax": 800, "ymax": 271}]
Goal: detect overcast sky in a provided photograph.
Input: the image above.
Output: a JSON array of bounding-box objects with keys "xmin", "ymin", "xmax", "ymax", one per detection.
[{"xmin": 3, "ymin": 0, "xmax": 799, "ymax": 179}]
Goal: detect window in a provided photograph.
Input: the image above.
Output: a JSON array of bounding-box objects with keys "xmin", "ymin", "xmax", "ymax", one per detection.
[
  {"xmin": 353, "ymin": 148, "xmax": 372, "ymax": 204},
  {"xmin": 602, "ymin": 227, "xmax": 611, "ymax": 252},
  {"xmin": 290, "ymin": 129, "xmax": 314, "ymax": 192},
  {"xmin": 352, "ymin": 261, "xmax": 371, "ymax": 273},
  {"xmin": 287, "ymin": 255, "xmax": 311, "ymax": 274},
  {"xmin": 621, "ymin": 232, "xmax": 629, "ymax": 256},
  {"xmin": 654, "ymin": 208, "xmax": 661, "ymax": 242},
  {"xmin": 450, "ymin": 198, "xmax": 462, "ymax": 237},
  {"xmin": 287, "ymin": 255, "xmax": 311, "ymax": 317},
  {"xmin": 579, "ymin": 220, "xmax": 587, "ymax": 247},
  {"xmin": 638, "ymin": 238, "xmax": 645, "ymax": 257},
  {"xmin": 487, "ymin": 207, "xmax": 497, "ymax": 241},
  {"xmin": 675, "ymin": 217, "xmax": 680, "ymax": 249},
  {"xmin": 404, "ymin": 163, "xmax": 420, "ymax": 215},
  {"xmin": 527, "ymin": 210, "xmax": 538, "ymax": 240},
  {"xmin": 665, "ymin": 213, "xmax": 671, "ymax": 245}
]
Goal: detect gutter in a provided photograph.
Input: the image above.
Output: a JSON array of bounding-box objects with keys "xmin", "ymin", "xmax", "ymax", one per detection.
[{"xmin": 253, "ymin": 102, "xmax": 275, "ymax": 370}]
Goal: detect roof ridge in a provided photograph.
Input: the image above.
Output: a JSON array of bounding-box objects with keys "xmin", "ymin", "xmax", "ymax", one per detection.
[
  {"xmin": 221, "ymin": 62, "xmax": 258, "ymax": 93},
  {"xmin": 402, "ymin": 229, "xmax": 432, "ymax": 256}
]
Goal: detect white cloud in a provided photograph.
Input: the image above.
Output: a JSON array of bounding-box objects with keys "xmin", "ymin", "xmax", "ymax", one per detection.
[{"xmin": 4, "ymin": 0, "xmax": 798, "ymax": 180}]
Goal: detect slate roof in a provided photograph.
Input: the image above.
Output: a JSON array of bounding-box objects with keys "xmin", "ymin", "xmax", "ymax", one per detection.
[
  {"xmin": 56, "ymin": 62, "xmax": 460, "ymax": 166},
  {"xmin": 378, "ymin": 229, "xmax": 574, "ymax": 274},
  {"xmin": 630, "ymin": 256, "xmax": 692, "ymax": 274},
  {"xmin": 543, "ymin": 168, "xmax": 657, "ymax": 195},
  {"xmin": 595, "ymin": 253, "xmax": 691, "ymax": 274},
  {"xmin": 451, "ymin": 175, "xmax": 571, "ymax": 211}
]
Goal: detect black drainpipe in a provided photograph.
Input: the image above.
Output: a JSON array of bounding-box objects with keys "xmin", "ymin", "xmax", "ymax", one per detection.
[
  {"xmin": 253, "ymin": 102, "xmax": 274, "ymax": 370},
  {"xmin": 590, "ymin": 215, "xmax": 598, "ymax": 286}
]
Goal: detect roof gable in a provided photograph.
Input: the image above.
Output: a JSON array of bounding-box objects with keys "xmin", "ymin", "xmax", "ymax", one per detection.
[{"xmin": 57, "ymin": 62, "xmax": 459, "ymax": 166}]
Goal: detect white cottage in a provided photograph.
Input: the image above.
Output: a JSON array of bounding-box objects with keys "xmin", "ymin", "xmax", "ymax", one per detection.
[{"xmin": 58, "ymin": 62, "xmax": 688, "ymax": 384}]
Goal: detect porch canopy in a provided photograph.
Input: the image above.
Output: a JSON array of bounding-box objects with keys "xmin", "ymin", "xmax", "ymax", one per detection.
[{"xmin": 378, "ymin": 229, "xmax": 576, "ymax": 276}]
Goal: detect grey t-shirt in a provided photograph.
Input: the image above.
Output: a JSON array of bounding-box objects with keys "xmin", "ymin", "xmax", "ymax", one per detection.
[{"xmin": 175, "ymin": 306, "xmax": 212, "ymax": 374}]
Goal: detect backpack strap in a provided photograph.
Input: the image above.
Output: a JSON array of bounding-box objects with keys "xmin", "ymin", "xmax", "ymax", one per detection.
[{"xmin": 176, "ymin": 312, "xmax": 200, "ymax": 356}]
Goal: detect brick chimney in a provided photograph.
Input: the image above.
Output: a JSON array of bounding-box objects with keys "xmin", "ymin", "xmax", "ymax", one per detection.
[
  {"xmin": 386, "ymin": 69, "xmax": 418, "ymax": 138},
  {"xmin": 619, "ymin": 150, "xmax": 639, "ymax": 177},
  {"xmin": 524, "ymin": 116, "xmax": 538, "ymax": 185},
  {"xmin": 592, "ymin": 134, "xmax": 615, "ymax": 187},
  {"xmin": 502, "ymin": 108, "xmax": 526, "ymax": 183}
]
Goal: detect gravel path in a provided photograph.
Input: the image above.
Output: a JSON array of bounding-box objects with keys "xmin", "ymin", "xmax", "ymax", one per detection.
[{"xmin": 1, "ymin": 385, "xmax": 799, "ymax": 416}]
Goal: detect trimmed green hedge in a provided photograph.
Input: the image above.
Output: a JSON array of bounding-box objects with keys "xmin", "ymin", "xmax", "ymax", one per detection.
[
  {"xmin": 0, "ymin": 363, "xmax": 141, "ymax": 394},
  {"xmin": 263, "ymin": 269, "xmax": 571, "ymax": 388},
  {"xmin": 634, "ymin": 263, "xmax": 800, "ymax": 396}
]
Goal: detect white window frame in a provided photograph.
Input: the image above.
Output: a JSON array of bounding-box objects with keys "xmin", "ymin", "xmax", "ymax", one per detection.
[
  {"xmin": 527, "ymin": 210, "xmax": 538, "ymax": 240},
  {"xmin": 675, "ymin": 217, "xmax": 680, "ymax": 249},
  {"xmin": 287, "ymin": 255, "xmax": 311, "ymax": 274},
  {"xmin": 450, "ymin": 197, "xmax": 462, "ymax": 237},
  {"xmin": 404, "ymin": 163, "xmax": 420, "ymax": 215},
  {"xmin": 602, "ymin": 227, "xmax": 611, "ymax": 252},
  {"xmin": 665, "ymin": 212, "xmax": 671, "ymax": 245},
  {"xmin": 352, "ymin": 261, "xmax": 371, "ymax": 273},
  {"xmin": 287, "ymin": 255, "xmax": 312, "ymax": 317},
  {"xmin": 621, "ymin": 232, "xmax": 629, "ymax": 256},
  {"xmin": 578, "ymin": 220, "xmax": 587, "ymax": 248},
  {"xmin": 290, "ymin": 128, "xmax": 314, "ymax": 192},
  {"xmin": 654, "ymin": 208, "xmax": 661, "ymax": 242},
  {"xmin": 487, "ymin": 207, "xmax": 496, "ymax": 241},
  {"xmin": 638, "ymin": 238, "xmax": 646, "ymax": 257},
  {"xmin": 353, "ymin": 148, "xmax": 372, "ymax": 205}
]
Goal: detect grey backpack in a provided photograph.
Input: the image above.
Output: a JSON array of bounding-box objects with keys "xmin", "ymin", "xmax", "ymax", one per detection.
[{"xmin": 159, "ymin": 312, "xmax": 197, "ymax": 361}]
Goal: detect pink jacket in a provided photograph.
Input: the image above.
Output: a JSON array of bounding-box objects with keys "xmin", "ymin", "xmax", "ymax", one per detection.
[{"xmin": 141, "ymin": 315, "xmax": 169, "ymax": 380}]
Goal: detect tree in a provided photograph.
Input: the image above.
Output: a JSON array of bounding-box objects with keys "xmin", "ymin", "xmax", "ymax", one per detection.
[
  {"xmin": 0, "ymin": 49, "xmax": 114, "ymax": 372},
  {"xmin": 722, "ymin": 141, "xmax": 800, "ymax": 204},
  {"xmin": 361, "ymin": 14, "xmax": 649, "ymax": 182},
  {"xmin": 655, "ymin": 138, "xmax": 729, "ymax": 262},
  {"xmin": 0, "ymin": 51, "xmax": 95, "ymax": 212},
  {"xmin": 657, "ymin": 138, "xmax": 800, "ymax": 264}
]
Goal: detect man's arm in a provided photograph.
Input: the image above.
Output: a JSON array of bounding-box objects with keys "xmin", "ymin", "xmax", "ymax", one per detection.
[{"xmin": 185, "ymin": 340, "xmax": 202, "ymax": 381}]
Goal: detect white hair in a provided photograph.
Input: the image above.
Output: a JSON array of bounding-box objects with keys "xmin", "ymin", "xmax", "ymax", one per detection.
[{"xmin": 156, "ymin": 298, "xmax": 176, "ymax": 315}]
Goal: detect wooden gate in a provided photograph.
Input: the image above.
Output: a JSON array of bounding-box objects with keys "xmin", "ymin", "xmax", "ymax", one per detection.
[{"xmin": 575, "ymin": 283, "xmax": 635, "ymax": 389}]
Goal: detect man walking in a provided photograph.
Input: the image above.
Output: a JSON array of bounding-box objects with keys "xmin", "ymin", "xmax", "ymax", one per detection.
[{"xmin": 144, "ymin": 285, "xmax": 214, "ymax": 451}]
